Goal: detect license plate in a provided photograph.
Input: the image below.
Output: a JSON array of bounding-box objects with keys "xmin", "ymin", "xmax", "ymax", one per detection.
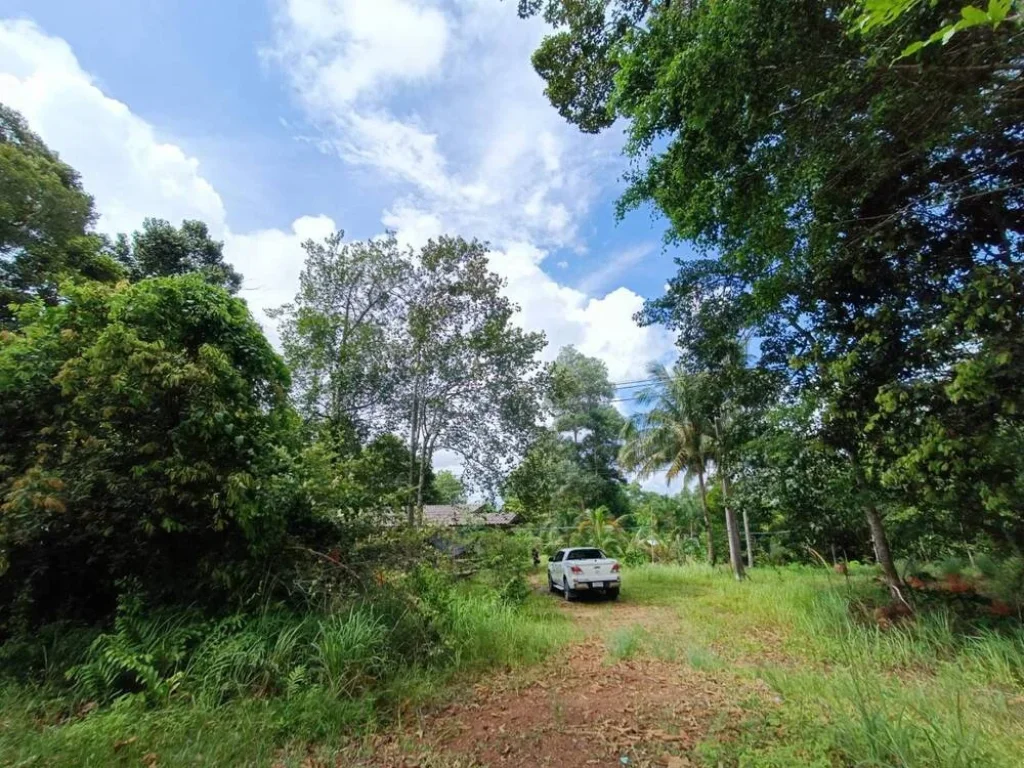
[{"xmin": 593, "ymin": 581, "xmax": 603, "ymax": 588}]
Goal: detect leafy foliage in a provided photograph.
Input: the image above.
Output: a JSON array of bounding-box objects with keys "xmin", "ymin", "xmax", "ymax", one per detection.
[
  {"xmin": 0, "ymin": 103, "xmax": 120, "ymax": 325},
  {"xmin": 113, "ymin": 218, "xmax": 243, "ymax": 293},
  {"xmin": 523, "ymin": 0, "xmax": 1024, "ymax": 577},
  {"xmin": 0, "ymin": 276, "xmax": 298, "ymax": 626}
]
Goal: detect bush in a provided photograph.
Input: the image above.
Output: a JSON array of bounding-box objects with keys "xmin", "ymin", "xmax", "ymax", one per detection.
[{"xmin": 0, "ymin": 277, "xmax": 307, "ymax": 629}]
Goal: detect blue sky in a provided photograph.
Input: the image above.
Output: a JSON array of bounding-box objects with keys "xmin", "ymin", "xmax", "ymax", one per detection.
[{"xmin": 0, "ymin": 0, "xmax": 693, "ymax": 490}]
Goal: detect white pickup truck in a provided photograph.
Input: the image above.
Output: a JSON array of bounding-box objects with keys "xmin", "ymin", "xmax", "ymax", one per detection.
[{"xmin": 547, "ymin": 547, "xmax": 621, "ymax": 600}]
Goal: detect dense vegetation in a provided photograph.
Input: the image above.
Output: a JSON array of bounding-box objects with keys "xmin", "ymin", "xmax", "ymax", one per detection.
[
  {"xmin": 1, "ymin": 0, "xmax": 1023, "ymax": 763},
  {"xmin": 521, "ymin": 0, "xmax": 1024, "ymax": 587}
]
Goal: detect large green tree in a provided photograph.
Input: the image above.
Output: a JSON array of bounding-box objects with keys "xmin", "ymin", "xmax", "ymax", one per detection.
[
  {"xmin": 521, "ymin": 0, "xmax": 1024, "ymax": 584},
  {"xmin": 0, "ymin": 104, "xmax": 120, "ymax": 325},
  {"xmin": 0, "ymin": 275, "xmax": 295, "ymax": 626},
  {"xmin": 432, "ymin": 470, "xmax": 467, "ymax": 505},
  {"xmin": 547, "ymin": 346, "xmax": 628, "ymax": 513},
  {"xmin": 114, "ymin": 218, "xmax": 243, "ymax": 294},
  {"xmin": 270, "ymin": 232, "xmax": 411, "ymax": 446},
  {"xmin": 403, "ymin": 237, "xmax": 546, "ymax": 519}
]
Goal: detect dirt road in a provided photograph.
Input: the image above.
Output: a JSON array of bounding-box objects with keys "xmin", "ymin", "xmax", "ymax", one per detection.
[{"xmin": 361, "ymin": 585, "xmax": 773, "ymax": 768}]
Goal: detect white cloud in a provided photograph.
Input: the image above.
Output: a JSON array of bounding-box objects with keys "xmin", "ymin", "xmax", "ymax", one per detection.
[
  {"xmin": 267, "ymin": 0, "xmax": 616, "ymax": 250},
  {"xmin": 0, "ymin": 19, "xmax": 227, "ymax": 237},
  {"xmin": 268, "ymin": 0, "xmax": 449, "ymax": 112},
  {"xmin": 267, "ymin": 0, "xmax": 674, "ymax": 385},
  {"xmin": 224, "ymin": 215, "xmax": 337, "ymax": 343},
  {"xmin": 0, "ymin": 18, "xmax": 327, "ymax": 350},
  {"xmin": 577, "ymin": 243, "xmax": 657, "ymax": 296}
]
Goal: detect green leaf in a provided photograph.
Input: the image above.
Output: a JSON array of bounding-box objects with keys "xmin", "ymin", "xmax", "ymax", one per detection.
[
  {"xmin": 960, "ymin": 5, "xmax": 991, "ymax": 25},
  {"xmin": 900, "ymin": 40, "xmax": 927, "ymax": 57},
  {"xmin": 987, "ymin": 0, "xmax": 1011, "ymax": 22}
]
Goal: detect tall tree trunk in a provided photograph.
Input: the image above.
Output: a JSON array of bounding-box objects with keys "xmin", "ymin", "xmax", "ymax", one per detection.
[
  {"xmin": 742, "ymin": 508, "xmax": 754, "ymax": 569},
  {"xmin": 696, "ymin": 469, "xmax": 716, "ymax": 565},
  {"xmin": 721, "ymin": 473, "xmax": 745, "ymax": 581},
  {"xmin": 415, "ymin": 418, "xmax": 433, "ymax": 526},
  {"xmin": 406, "ymin": 393, "xmax": 420, "ymax": 526},
  {"xmin": 866, "ymin": 503, "xmax": 902, "ymax": 589}
]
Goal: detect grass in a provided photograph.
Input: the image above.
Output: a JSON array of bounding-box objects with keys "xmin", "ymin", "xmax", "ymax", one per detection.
[
  {"xmin": 0, "ymin": 579, "xmax": 573, "ymax": 767},
  {"xmin": 3, "ymin": 563, "xmax": 1022, "ymax": 766},
  {"xmin": 617, "ymin": 563, "xmax": 1024, "ymax": 767}
]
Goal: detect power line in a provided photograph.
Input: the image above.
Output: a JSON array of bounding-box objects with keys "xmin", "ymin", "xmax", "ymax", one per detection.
[
  {"xmin": 609, "ymin": 394, "xmax": 643, "ymax": 404},
  {"xmin": 609, "ymin": 377, "xmax": 659, "ymax": 389}
]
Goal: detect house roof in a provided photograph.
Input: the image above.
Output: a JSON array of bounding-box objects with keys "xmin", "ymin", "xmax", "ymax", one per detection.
[{"xmin": 422, "ymin": 504, "xmax": 518, "ymax": 527}]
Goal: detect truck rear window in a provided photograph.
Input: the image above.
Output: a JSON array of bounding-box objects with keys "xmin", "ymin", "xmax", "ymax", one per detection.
[{"xmin": 567, "ymin": 548, "xmax": 604, "ymax": 560}]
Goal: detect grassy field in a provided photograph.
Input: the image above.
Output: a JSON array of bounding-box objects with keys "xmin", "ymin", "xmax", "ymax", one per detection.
[
  {"xmin": 0, "ymin": 580, "xmax": 574, "ymax": 767},
  {"xmin": 615, "ymin": 564, "xmax": 1024, "ymax": 767},
  {"xmin": 2, "ymin": 564, "xmax": 1022, "ymax": 766}
]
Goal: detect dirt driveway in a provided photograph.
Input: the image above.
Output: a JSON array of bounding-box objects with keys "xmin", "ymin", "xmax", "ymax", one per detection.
[{"xmin": 357, "ymin": 584, "xmax": 773, "ymax": 768}]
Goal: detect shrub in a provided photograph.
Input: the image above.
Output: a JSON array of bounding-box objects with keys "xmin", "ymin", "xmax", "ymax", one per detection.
[{"xmin": 0, "ymin": 277, "xmax": 306, "ymax": 629}]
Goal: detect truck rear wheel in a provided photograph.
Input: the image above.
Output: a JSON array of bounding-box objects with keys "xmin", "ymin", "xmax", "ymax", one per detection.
[{"xmin": 563, "ymin": 577, "xmax": 575, "ymax": 602}]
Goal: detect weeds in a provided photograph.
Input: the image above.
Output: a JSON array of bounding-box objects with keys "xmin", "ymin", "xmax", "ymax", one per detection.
[{"xmin": 0, "ymin": 567, "xmax": 572, "ymax": 766}]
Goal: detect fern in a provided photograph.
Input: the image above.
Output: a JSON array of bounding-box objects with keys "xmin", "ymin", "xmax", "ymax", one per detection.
[{"xmin": 67, "ymin": 593, "xmax": 206, "ymax": 703}]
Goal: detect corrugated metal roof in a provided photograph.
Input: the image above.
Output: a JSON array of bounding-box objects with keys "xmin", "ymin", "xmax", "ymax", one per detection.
[{"xmin": 422, "ymin": 505, "xmax": 518, "ymax": 527}]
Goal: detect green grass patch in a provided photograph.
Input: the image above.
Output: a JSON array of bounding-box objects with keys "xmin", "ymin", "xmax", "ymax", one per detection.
[
  {"xmin": 0, "ymin": 579, "xmax": 572, "ymax": 766},
  {"xmin": 620, "ymin": 563, "xmax": 1024, "ymax": 768}
]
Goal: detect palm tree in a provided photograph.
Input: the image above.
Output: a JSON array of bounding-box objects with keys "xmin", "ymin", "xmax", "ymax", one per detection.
[
  {"xmin": 619, "ymin": 363, "xmax": 717, "ymax": 566},
  {"xmin": 625, "ymin": 504, "xmax": 662, "ymax": 562},
  {"xmin": 575, "ymin": 506, "xmax": 626, "ymax": 556},
  {"xmin": 543, "ymin": 507, "xmax": 580, "ymax": 552}
]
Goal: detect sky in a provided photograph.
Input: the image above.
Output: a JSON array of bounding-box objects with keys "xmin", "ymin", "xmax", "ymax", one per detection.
[{"xmin": 0, "ymin": 0, "xmax": 693, "ymax": 493}]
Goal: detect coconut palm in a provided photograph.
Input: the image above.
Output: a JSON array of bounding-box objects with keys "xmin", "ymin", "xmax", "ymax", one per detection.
[
  {"xmin": 542, "ymin": 507, "xmax": 580, "ymax": 552},
  {"xmin": 619, "ymin": 363, "xmax": 717, "ymax": 566},
  {"xmin": 575, "ymin": 506, "xmax": 626, "ymax": 556},
  {"xmin": 624, "ymin": 504, "xmax": 662, "ymax": 562}
]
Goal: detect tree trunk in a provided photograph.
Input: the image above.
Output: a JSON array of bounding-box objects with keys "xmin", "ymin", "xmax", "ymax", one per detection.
[
  {"xmin": 721, "ymin": 473, "xmax": 745, "ymax": 581},
  {"xmin": 696, "ymin": 470, "xmax": 716, "ymax": 565},
  {"xmin": 742, "ymin": 508, "xmax": 754, "ymax": 569},
  {"xmin": 415, "ymin": 419, "xmax": 433, "ymax": 527},
  {"xmin": 406, "ymin": 394, "xmax": 419, "ymax": 525},
  {"xmin": 866, "ymin": 503, "xmax": 902, "ymax": 589}
]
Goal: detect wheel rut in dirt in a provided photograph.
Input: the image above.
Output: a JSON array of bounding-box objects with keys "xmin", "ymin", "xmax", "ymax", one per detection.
[{"xmin": 363, "ymin": 592, "xmax": 773, "ymax": 768}]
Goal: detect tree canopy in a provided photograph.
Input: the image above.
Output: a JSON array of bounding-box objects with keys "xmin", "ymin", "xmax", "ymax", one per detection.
[
  {"xmin": 0, "ymin": 103, "xmax": 120, "ymax": 325},
  {"xmin": 522, "ymin": 0, "xmax": 1024, "ymax": 583},
  {"xmin": 0, "ymin": 275, "xmax": 295, "ymax": 625}
]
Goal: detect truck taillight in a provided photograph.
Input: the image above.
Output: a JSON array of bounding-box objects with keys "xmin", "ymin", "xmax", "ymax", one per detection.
[
  {"xmin": 611, "ymin": 563, "xmax": 621, "ymax": 572},
  {"xmin": 570, "ymin": 565, "xmax": 583, "ymax": 574}
]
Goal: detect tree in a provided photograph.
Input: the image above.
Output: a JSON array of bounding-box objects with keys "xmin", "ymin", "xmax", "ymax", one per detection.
[
  {"xmin": 730, "ymin": 399, "xmax": 869, "ymax": 564},
  {"xmin": 0, "ymin": 103, "xmax": 120, "ymax": 325},
  {"xmin": 431, "ymin": 470, "xmax": 467, "ymax": 505},
  {"xmin": 575, "ymin": 506, "xmax": 626, "ymax": 556},
  {"xmin": 0, "ymin": 275, "xmax": 296, "ymax": 626},
  {"xmin": 522, "ymin": 0, "xmax": 1024, "ymax": 586},
  {"xmin": 114, "ymin": 218, "xmax": 243, "ymax": 294},
  {"xmin": 852, "ymin": 0, "xmax": 1021, "ymax": 57},
  {"xmin": 270, "ymin": 232, "xmax": 411, "ymax": 445},
  {"xmin": 547, "ymin": 346, "xmax": 628, "ymax": 513},
  {"xmin": 619, "ymin": 363, "xmax": 717, "ymax": 566},
  {"xmin": 401, "ymin": 236, "xmax": 546, "ymax": 522}
]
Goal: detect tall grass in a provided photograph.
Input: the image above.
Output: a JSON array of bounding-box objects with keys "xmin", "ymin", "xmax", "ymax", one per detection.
[
  {"xmin": 624, "ymin": 562, "xmax": 1024, "ymax": 767},
  {"xmin": 0, "ymin": 574, "xmax": 573, "ymax": 766}
]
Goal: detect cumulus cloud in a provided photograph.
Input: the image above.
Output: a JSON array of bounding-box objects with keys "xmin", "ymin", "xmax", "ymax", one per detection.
[
  {"xmin": 224, "ymin": 215, "xmax": 338, "ymax": 343},
  {"xmin": 0, "ymin": 19, "xmax": 227, "ymax": 237},
  {"xmin": 267, "ymin": 0, "xmax": 615, "ymax": 250},
  {"xmin": 2, "ymin": 12, "xmax": 679, "ymax": 490},
  {"xmin": 268, "ymin": 0, "xmax": 449, "ymax": 112},
  {"xmin": 267, "ymin": 0, "xmax": 675, "ymax": 381},
  {"xmin": 0, "ymin": 19, "xmax": 339, "ymax": 343}
]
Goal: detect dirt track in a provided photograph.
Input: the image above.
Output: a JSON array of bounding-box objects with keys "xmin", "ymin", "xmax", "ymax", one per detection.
[{"xmin": 358, "ymin": 585, "xmax": 773, "ymax": 768}]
